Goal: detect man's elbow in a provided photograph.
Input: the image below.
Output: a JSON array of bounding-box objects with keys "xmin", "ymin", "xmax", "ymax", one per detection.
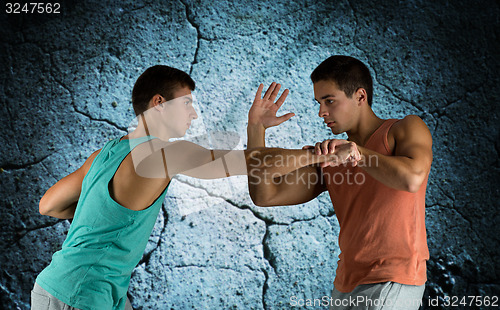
[
  {"xmin": 39, "ymin": 201, "xmax": 50, "ymax": 216},
  {"xmin": 249, "ymin": 187, "xmax": 278, "ymax": 207},
  {"xmin": 405, "ymin": 173, "xmax": 426, "ymax": 193},
  {"xmin": 38, "ymin": 196, "xmax": 53, "ymax": 216},
  {"xmin": 249, "ymin": 192, "xmax": 270, "ymax": 207},
  {"xmin": 406, "ymin": 183, "xmax": 420, "ymax": 194}
]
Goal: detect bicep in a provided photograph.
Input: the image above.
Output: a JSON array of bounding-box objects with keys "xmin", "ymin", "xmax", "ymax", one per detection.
[
  {"xmin": 54, "ymin": 149, "xmax": 101, "ymax": 196},
  {"xmin": 162, "ymin": 141, "xmax": 212, "ymax": 176},
  {"xmin": 46, "ymin": 169, "xmax": 86, "ymax": 202},
  {"xmin": 394, "ymin": 116, "xmax": 433, "ymax": 171}
]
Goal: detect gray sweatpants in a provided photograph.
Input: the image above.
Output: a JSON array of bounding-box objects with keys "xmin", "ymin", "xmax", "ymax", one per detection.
[
  {"xmin": 31, "ymin": 282, "xmax": 133, "ymax": 310},
  {"xmin": 329, "ymin": 282, "xmax": 425, "ymax": 310}
]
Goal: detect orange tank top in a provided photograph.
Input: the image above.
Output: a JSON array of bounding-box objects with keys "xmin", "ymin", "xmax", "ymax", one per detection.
[{"xmin": 322, "ymin": 119, "xmax": 429, "ymax": 293}]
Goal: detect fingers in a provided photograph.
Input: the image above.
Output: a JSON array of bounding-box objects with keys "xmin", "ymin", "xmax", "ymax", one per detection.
[
  {"xmin": 313, "ymin": 139, "xmax": 337, "ymax": 155},
  {"xmin": 263, "ymin": 82, "xmax": 277, "ymax": 100},
  {"xmin": 258, "ymin": 82, "xmax": 289, "ymax": 109},
  {"xmin": 315, "ymin": 142, "xmax": 322, "ymax": 155},
  {"xmin": 302, "ymin": 145, "xmax": 314, "ymax": 150},
  {"xmin": 322, "ymin": 140, "xmax": 331, "ymax": 155},
  {"xmin": 329, "ymin": 140, "xmax": 336, "ymax": 154},
  {"xmin": 262, "ymin": 82, "xmax": 287, "ymax": 101},
  {"xmin": 254, "ymin": 83, "xmax": 264, "ymax": 103},
  {"xmin": 269, "ymin": 83, "xmax": 282, "ymax": 102},
  {"xmin": 317, "ymin": 141, "xmax": 362, "ymax": 169},
  {"xmin": 275, "ymin": 89, "xmax": 289, "ymax": 108}
]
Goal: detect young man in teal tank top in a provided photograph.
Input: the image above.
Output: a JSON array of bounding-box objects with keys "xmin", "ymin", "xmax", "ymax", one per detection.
[{"xmin": 33, "ymin": 66, "xmax": 349, "ymax": 310}]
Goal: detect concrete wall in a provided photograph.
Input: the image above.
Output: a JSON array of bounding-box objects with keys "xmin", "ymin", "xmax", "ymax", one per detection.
[{"xmin": 1, "ymin": 0, "xmax": 499, "ymax": 309}]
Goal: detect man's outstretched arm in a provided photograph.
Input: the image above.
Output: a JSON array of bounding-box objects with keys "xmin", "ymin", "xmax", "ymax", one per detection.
[{"xmin": 137, "ymin": 138, "xmax": 337, "ymax": 185}]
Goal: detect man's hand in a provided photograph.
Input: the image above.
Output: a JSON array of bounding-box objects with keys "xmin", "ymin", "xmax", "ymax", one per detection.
[
  {"xmin": 248, "ymin": 82, "xmax": 294, "ymax": 128},
  {"xmin": 303, "ymin": 139, "xmax": 361, "ymax": 168}
]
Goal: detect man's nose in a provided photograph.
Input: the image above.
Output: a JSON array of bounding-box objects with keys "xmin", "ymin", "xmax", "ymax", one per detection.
[
  {"xmin": 191, "ymin": 107, "xmax": 198, "ymax": 119},
  {"xmin": 318, "ymin": 104, "xmax": 328, "ymax": 118}
]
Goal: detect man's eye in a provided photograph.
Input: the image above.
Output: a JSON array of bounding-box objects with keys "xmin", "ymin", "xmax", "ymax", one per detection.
[{"xmin": 326, "ymin": 100, "xmax": 335, "ymax": 104}]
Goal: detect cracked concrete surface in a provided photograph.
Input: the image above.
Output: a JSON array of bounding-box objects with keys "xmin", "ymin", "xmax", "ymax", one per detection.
[{"xmin": 1, "ymin": 0, "xmax": 499, "ymax": 309}]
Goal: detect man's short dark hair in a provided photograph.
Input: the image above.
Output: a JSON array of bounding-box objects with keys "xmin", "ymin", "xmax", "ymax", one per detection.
[
  {"xmin": 310, "ymin": 55, "xmax": 373, "ymax": 106},
  {"xmin": 132, "ymin": 65, "xmax": 195, "ymax": 116}
]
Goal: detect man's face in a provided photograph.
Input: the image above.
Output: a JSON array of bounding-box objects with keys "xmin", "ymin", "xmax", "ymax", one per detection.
[
  {"xmin": 314, "ymin": 80, "xmax": 358, "ymax": 135},
  {"xmin": 161, "ymin": 86, "xmax": 198, "ymax": 138}
]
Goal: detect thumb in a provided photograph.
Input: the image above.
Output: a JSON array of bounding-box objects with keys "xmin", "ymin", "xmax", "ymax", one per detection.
[
  {"xmin": 276, "ymin": 112, "xmax": 295, "ymax": 124},
  {"xmin": 302, "ymin": 145, "xmax": 314, "ymax": 150}
]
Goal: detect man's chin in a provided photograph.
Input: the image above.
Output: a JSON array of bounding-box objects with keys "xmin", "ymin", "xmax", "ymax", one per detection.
[{"xmin": 175, "ymin": 130, "xmax": 188, "ymax": 138}]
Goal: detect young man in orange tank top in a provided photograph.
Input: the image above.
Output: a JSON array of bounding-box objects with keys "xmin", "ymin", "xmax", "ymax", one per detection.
[{"xmin": 247, "ymin": 55, "xmax": 433, "ymax": 309}]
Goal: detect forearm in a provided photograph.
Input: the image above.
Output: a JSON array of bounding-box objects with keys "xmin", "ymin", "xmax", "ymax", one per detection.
[
  {"xmin": 358, "ymin": 146, "xmax": 429, "ymax": 192},
  {"xmin": 182, "ymin": 147, "xmax": 322, "ymax": 180},
  {"xmin": 246, "ymin": 147, "xmax": 327, "ymax": 180},
  {"xmin": 179, "ymin": 149, "xmax": 246, "ymax": 179},
  {"xmin": 247, "ymin": 121, "xmax": 323, "ymax": 173}
]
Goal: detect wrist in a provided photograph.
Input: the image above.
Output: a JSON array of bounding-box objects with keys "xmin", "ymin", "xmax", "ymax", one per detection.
[
  {"xmin": 247, "ymin": 123, "xmax": 266, "ymax": 148},
  {"xmin": 302, "ymin": 149, "xmax": 322, "ymax": 165},
  {"xmin": 356, "ymin": 145, "xmax": 368, "ymax": 165},
  {"xmin": 247, "ymin": 124, "xmax": 266, "ymax": 137},
  {"xmin": 247, "ymin": 122, "xmax": 266, "ymax": 130}
]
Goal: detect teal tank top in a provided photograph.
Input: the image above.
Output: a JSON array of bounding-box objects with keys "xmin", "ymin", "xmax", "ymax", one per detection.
[{"xmin": 36, "ymin": 136, "xmax": 168, "ymax": 310}]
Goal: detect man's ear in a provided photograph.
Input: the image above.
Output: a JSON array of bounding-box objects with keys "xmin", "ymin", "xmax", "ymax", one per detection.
[
  {"xmin": 355, "ymin": 88, "xmax": 367, "ymax": 106},
  {"xmin": 150, "ymin": 94, "xmax": 164, "ymax": 111}
]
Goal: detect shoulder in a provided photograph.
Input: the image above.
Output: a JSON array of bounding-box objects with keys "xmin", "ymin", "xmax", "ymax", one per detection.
[
  {"xmin": 390, "ymin": 115, "xmax": 431, "ymax": 140},
  {"xmin": 163, "ymin": 140, "xmax": 201, "ymax": 151},
  {"xmin": 387, "ymin": 115, "xmax": 432, "ymax": 155},
  {"xmin": 89, "ymin": 148, "xmax": 102, "ymax": 159},
  {"xmin": 79, "ymin": 148, "xmax": 102, "ymax": 175},
  {"xmin": 394, "ymin": 115, "xmax": 427, "ymax": 129},
  {"xmin": 86, "ymin": 149, "xmax": 102, "ymax": 164}
]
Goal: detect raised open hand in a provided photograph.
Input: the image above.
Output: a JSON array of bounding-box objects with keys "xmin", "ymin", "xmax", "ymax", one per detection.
[{"xmin": 248, "ymin": 82, "xmax": 295, "ymax": 129}]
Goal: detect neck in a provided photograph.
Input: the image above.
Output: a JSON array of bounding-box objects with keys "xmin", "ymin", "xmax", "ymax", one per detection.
[
  {"xmin": 126, "ymin": 113, "xmax": 172, "ymax": 141},
  {"xmin": 346, "ymin": 108, "xmax": 384, "ymax": 146}
]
